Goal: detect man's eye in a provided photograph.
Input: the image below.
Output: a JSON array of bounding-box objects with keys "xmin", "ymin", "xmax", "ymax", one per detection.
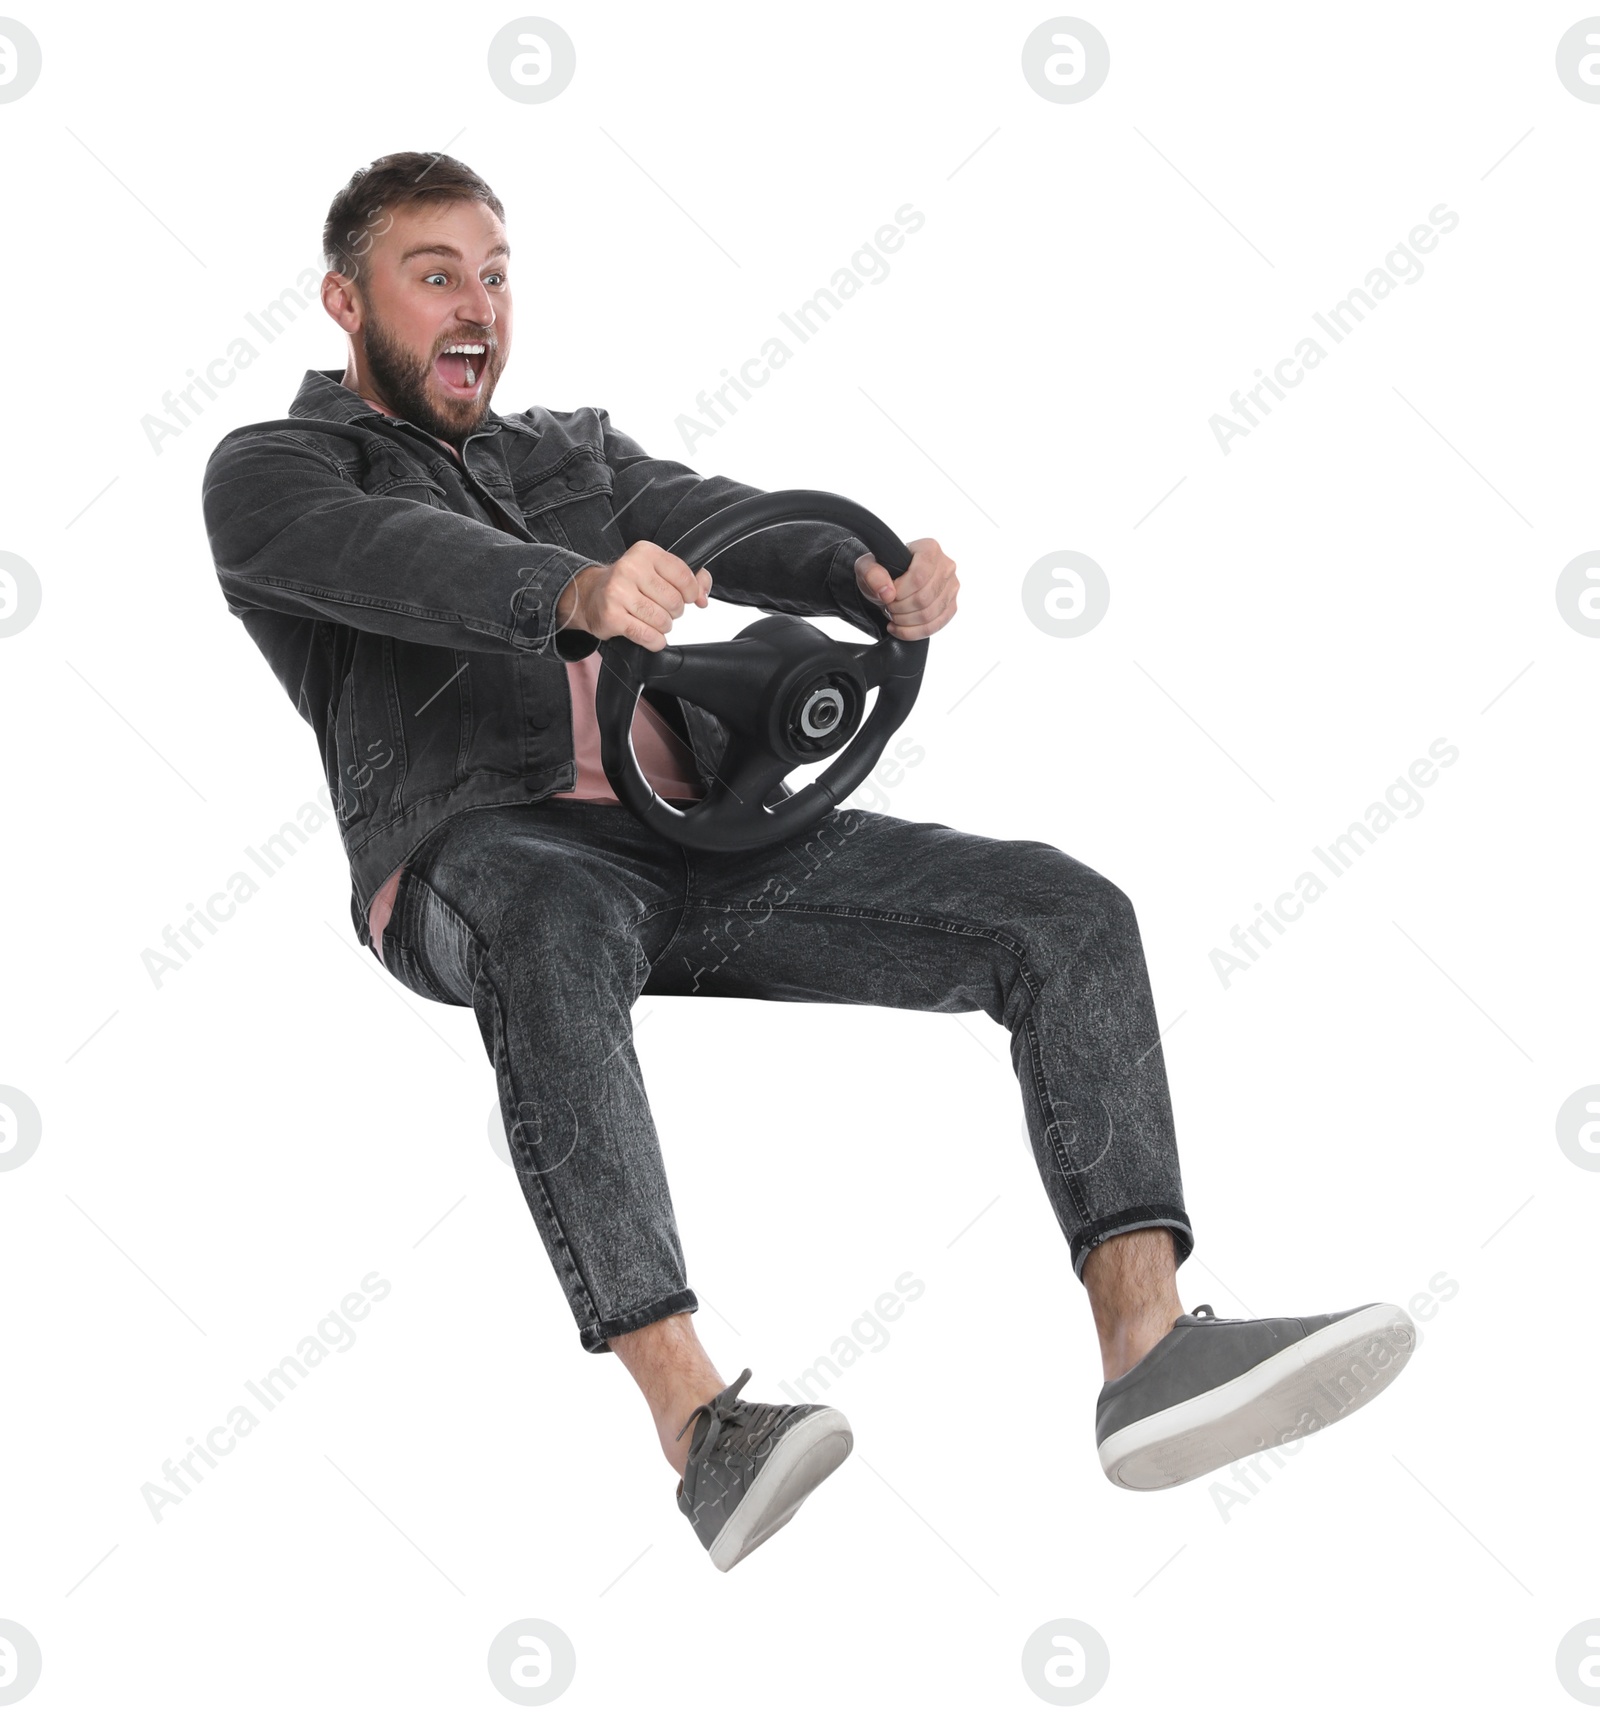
[
  {"xmin": 486, "ymin": 272, "xmax": 507, "ymax": 286},
  {"xmin": 424, "ymin": 272, "xmax": 448, "ymax": 286}
]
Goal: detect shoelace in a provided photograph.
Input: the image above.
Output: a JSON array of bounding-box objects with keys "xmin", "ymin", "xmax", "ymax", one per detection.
[
  {"xmin": 676, "ymin": 1367, "xmax": 800, "ymax": 1501},
  {"xmin": 674, "ymin": 1365, "xmax": 763, "ymax": 1467}
]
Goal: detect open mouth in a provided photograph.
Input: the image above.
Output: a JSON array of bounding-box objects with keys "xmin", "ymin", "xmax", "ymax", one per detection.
[{"xmin": 434, "ymin": 339, "xmax": 490, "ymax": 399}]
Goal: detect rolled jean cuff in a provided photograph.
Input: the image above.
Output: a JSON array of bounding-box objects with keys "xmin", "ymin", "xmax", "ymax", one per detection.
[
  {"xmin": 1070, "ymin": 1207, "xmax": 1194, "ymax": 1282},
  {"xmin": 580, "ymin": 1288, "xmax": 700, "ymax": 1355}
]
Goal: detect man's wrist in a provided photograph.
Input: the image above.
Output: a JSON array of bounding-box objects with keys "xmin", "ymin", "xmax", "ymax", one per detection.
[{"xmin": 555, "ymin": 564, "xmax": 601, "ymax": 633}]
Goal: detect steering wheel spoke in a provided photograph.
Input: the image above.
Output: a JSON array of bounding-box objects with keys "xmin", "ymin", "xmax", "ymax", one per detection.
[
  {"xmin": 695, "ymin": 731, "xmax": 793, "ymax": 822},
  {"xmin": 639, "ymin": 639, "xmax": 774, "ymax": 734}
]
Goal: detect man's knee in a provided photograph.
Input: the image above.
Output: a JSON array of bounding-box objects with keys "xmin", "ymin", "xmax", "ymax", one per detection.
[{"xmin": 1026, "ymin": 843, "xmax": 1137, "ymax": 924}]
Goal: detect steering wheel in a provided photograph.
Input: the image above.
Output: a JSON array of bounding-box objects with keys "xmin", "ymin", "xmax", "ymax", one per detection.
[{"xmin": 594, "ymin": 489, "xmax": 929, "ymax": 853}]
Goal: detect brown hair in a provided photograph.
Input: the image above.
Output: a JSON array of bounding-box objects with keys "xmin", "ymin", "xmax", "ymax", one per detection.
[{"xmin": 322, "ymin": 151, "xmax": 505, "ymax": 286}]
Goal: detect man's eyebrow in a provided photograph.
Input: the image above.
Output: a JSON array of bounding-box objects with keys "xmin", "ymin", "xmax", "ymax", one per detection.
[{"xmin": 398, "ymin": 242, "xmax": 511, "ymax": 264}]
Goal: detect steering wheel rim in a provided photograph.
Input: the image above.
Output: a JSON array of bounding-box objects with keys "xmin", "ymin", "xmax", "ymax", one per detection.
[{"xmin": 594, "ymin": 489, "xmax": 929, "ymax": 852}]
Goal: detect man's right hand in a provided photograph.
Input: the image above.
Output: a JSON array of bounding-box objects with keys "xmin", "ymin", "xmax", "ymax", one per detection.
[{"xmin": 555, "ymin": 542, "xmax": 713, "ymax": 651}]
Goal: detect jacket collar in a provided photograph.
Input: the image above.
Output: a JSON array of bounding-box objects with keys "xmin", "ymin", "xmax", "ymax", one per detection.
[{"xmin": 288, "ymin": 368, "xmax": 542, "ymax": 446}]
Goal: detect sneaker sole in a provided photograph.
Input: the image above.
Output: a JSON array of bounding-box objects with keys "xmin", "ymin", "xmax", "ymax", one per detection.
[
  {"xmin": 707, "ymin": 1408, "xmax": 854, "ymax": 1573},
  {"xmin": 1098, "ymin": 1302, "xmax": 1416, "ymax": 1491}
]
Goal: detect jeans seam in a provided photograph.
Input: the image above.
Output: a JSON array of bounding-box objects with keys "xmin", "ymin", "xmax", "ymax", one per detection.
[
  {"xmin": 1071, "ymin": 1208, "xmax": 1195, "ymax": 1281},
  {"xmin": 392, "ymin": 870, "xmax": 451, "ymax": 1004},
  {"xmin": 410, "ymin": 871, "xmax": 607, "ymax": 1333},
  {"xmin": 626, "ymin": 900, "xmax": 682, "ymax": 991},
  {"xmin": 408, "ymin": 874, "xmax": 481, "ymax": 1001},
  {"xmin": 582, "ymin": 1288, "xmax": 699, "ymax": 1353},
  {"xmin": 646, "ymin": 846, "xmax": 697, "ymax": 969},
  {"xmin": 479, "ymin": 952, "xmax": 604, "ymax": 1335}
]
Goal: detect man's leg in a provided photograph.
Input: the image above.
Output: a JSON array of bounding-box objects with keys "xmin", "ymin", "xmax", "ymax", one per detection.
[
  {"xmin": 646, "ymin": 802, "xmax": 1196, "ymax": 1370},
  {"xmin": 1083, "ymin": 1226, "xmax": 1185, "ymax": 1379},
  {"xmin": 609, "ymin": 1313, "xmax": 726, "ymax": 1476},
  {"xmin": 386, "ymin": 800, "xmax": 854, "ymax": 1543},
  {"xmin": 645, "ymin": 800, "xmax": 1413, "ymax": 1489},
  {"xmin": 383, "ymin": 804, "xmax": 712, "ymax": 1363}
]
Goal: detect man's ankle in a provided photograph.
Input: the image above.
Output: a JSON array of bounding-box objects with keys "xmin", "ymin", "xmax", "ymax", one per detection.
[
  {"xmin": 1083, "ymin": 1226, "xmax": 1185, "ymax": 1379},
  {"xmin": 1100, "ymin": 1305, "xmax": 1182, "ymax": 1381},
  {"xmin": 659, "ymin": 1387, "xmax": 720, "ymax": 1474},
  {"xmin": 607, "ymin": 1312, "xmax": 726, "ymax": 1474}
]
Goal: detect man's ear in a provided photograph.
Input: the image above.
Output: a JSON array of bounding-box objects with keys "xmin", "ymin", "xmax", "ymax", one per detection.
[{"xmin": 322, "ymin": 270, "xmax": 361, "ymax": 337}]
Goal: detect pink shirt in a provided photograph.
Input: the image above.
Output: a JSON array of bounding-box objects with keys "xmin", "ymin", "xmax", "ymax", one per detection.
[{"xmin": 363, "ymin": 401, "xmax": 701, "ymax": 959}]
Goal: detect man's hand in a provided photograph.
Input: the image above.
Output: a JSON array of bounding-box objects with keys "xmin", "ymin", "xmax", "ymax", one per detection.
[
  {"xmin": 555, "ymin": 542, "xmax": 713, "ymax": 651},
  {"xmin": 854, "ymin": 538, "xmax": 959, "ymax": 639}
]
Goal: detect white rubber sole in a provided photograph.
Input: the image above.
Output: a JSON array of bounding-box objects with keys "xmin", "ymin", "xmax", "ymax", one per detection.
[
  {"xmin": 706, "ymin": 1408, "xmax": 854, "ymax": 1572},
  {"xmin": 1098, "ymin": 1303, "xmax": 1416, "ymax": 1491}
]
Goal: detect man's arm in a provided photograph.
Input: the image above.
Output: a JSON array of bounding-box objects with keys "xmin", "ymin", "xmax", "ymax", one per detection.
[
  {"xmin": 202, "ymin": 428, "xmax": 598, "ymax": 659},
  {"xmin": 595, "ymin": 413, "xmax": 892, "ymax": 638}
]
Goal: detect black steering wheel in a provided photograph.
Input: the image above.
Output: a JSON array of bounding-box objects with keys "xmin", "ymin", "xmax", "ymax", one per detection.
[{"xmin": 595, "ymin": 489, "xmax": 929, "ymax": 853}]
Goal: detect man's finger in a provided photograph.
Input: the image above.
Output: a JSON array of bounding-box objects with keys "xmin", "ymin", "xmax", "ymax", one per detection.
[
  {"xmin": 626, "ymin": 613, "xmax": 670, "ymax": 651},
  {"xmin": 638, "ymin": 569, "xmax": 689, "ymax": 618},
  {"xmin": 856, "ymin": 557, "xmax": 897, "ymax": 603},
  {"xmin": 901, "ymin": 554, "xmax": 957, "ymax": 599},
  {"xmin": 885, "ymin": 585, "xmax": 948, "ymax": 622},
  {"xmin": 631, "ymin": 593, "xmax": 677, "ymax": 634},
  {"xmin": 654, "ymin": 548, "xmax": 704, "ymax": 602},
  {"xmin": 889, "ymin": 587, "xmax": 957, "ymax": 632}
]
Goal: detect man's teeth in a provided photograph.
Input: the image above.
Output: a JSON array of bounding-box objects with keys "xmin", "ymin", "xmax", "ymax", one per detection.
[{"xmin": 442, "ymin": 341, "xmax": 487, "ymax": 389}]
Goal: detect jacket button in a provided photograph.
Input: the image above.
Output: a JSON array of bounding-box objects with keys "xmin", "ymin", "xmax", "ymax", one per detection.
[{"xmin": 565, "ymin": 475, "xmax": 585, "ymax": 491}]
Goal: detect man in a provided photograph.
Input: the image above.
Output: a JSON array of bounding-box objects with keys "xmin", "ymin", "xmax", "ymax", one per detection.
[{"xmin": 203, "ymin": 152, "xmax": 1415, "ymax": 1574}]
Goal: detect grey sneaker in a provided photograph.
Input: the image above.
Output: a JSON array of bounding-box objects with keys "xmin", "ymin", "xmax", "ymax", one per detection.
[
  {"xmin": 1096, "ymin": 1301, "xmax": 1416, "ymax": 1490},
  {"xmin": 674, "ymin": 1368, "xmax": 853, "ymax": 1571}
]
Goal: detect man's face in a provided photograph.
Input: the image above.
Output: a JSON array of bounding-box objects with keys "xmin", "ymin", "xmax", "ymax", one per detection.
[{"xmin": 339, "ymin": 198, "xmax": 513, "ymax": 446}]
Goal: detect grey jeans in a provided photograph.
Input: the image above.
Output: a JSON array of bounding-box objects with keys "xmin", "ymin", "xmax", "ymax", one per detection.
[{"xmin": 377, "ymin": 797, "xmax": 1194, "ymax": 1353}]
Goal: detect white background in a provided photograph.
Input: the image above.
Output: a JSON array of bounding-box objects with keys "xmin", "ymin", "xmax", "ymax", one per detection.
[{"xmin": 2, "ymin": 1, "xmax": 1596, "ymax": 1717}]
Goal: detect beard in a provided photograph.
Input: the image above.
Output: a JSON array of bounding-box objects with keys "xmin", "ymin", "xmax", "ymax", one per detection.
[{"xmin": 361, "ymin": 309, "xmax": 500, "ymax": 447}]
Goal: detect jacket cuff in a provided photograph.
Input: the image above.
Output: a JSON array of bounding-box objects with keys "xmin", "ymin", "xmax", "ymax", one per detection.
[
  {"xmin": 552, "ymin": 622, "xmax": 601, "ymax": 661},
  {"xmin": 510, "ymin": 548, "xmax": 602, "ymax": 655},
  {"xmin": 825, "ymin": 535, "xmax": 891, "ymax": 637}
]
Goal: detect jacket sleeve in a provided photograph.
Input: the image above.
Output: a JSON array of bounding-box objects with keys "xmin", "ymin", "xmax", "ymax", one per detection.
[
  {"xmin": 597, "ymin": 413, "xmax": 893, "ymax": 639},
  {"xmin": 202, "ymin": 427, "xmax": 600, "ymax": 659}
]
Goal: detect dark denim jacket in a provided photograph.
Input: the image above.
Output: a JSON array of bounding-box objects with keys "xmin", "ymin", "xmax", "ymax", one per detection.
[{"xmin": 202, "ymin": 369, "xmax": 883, "ymax": 950}]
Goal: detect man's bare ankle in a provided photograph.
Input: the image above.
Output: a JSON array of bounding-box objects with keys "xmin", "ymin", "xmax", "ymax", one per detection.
[
  {"xmin": 607, "ymin": 1312, "xmax": 727, "ymax": 1474},
  {"xmin": 1083, "ymin": 1227, "xmax": 1185, "ymax": 1380},
  {"xmin": 1101, "ymin": 1307, "xmax": 1182, "ymax": 1380}
]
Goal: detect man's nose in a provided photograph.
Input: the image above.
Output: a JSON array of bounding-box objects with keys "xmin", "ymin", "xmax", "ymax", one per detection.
[{"xmin": 456, "ymin": 279, "xmax": 496, "ymax": 329}]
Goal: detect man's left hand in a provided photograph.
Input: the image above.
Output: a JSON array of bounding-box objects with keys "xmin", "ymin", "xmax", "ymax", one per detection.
[{"xmin": 855, "ymin": 538, "xmax": 959, "ymax": 640}]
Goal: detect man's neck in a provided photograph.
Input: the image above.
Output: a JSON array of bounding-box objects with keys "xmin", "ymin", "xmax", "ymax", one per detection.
[{"xmin": 345, "ymin": 374, "xmax": 461, "ymax": 461}]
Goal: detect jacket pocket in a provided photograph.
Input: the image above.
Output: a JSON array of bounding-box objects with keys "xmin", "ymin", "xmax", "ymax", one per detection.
[
  {"xmin": 361, "ymin": 443, "xmax": 451, "ymax": 506},
  {"xmin": 333, "ymin": 644, "xmax": 404, "ymax": 827},
  {"xmin": 515, "ymin": 450, "xmax": 615, "ymax": 535},
  {"xmin": 332, "ymin": 668, "xmax": 368, "ymax": 825},
  {"xmin": 389, "ymin": 639, "xmax": 467, "ymax": 809}
]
